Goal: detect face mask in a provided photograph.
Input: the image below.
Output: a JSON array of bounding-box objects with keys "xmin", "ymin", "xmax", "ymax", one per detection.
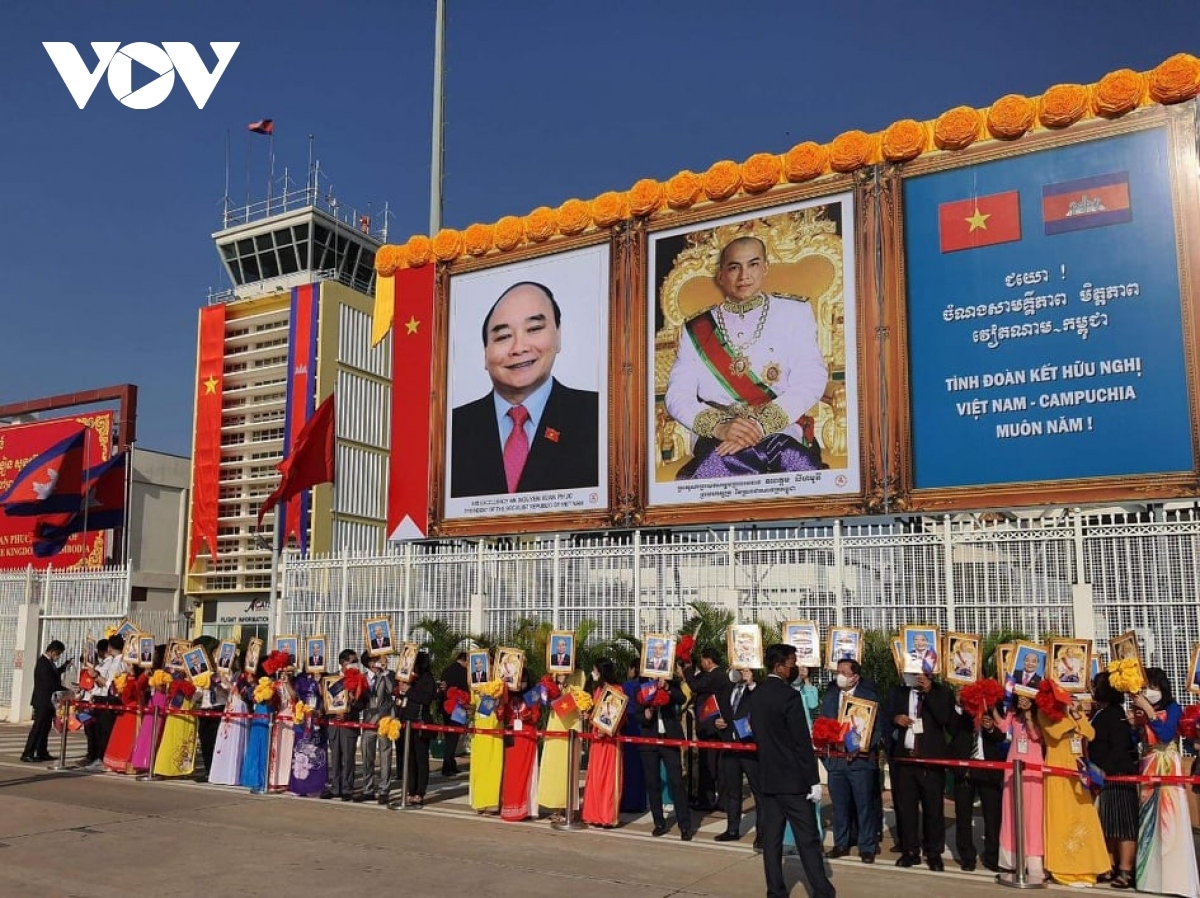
[
  {"xmin": 1143, "ymin": 688, "xmax": 1162, "ymax": 705},
  {"xmin": 836, "ymin": 674, "xmax": 854, "ymax": 690},
  {"xmin": 902, "ymin": 672, "xmax": 919, "ymax": 688},
  {"xmin": 786, "ymin": 667, "xmax": 799, "ymax": 684},
  {"xmin": 728, "ymin": 669, "xmax": 743, "ymax": 684},
  {"xmin": 591, "ymin": 671, "xmax": 599, "ymax": 683}
]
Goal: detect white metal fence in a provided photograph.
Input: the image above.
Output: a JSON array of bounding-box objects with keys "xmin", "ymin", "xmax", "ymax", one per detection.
[{"xmin": 281, "ymin": 509, "xmax": 1200, "ymax": 695}]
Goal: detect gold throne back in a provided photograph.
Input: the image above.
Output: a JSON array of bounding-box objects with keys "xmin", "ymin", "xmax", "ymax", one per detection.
[{"xmin": 653, "ymin": 206, "xmax": 849, "ymax": 480}]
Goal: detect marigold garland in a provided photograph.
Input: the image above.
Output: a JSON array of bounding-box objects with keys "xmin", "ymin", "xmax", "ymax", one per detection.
[
  {"xmin": 1092, "ymin": 69, "xmax": 1145, "ymax": 117},
  {"xmin": 986, "ymin": 94, "xmax": 1036, "ymax": 140},
  {"xmin": 463, "ymin": 222, "xmax": 494, "ymax": 256},
  {"xmin": 252, "ymin": 677, "xmax": 274, "ymax": 704},
  {"xmin": 628, "ymin": 178, "xmax": 664, "ymax": 217},
  {"xmin": 432, "ymin": 228, "xmax": 464, "ymax": 262},
  {"xmin": 374, "ymin": 244, "xmax": 404, "ymax": 276},
  {"xmin": 493, "ymin": 215, "xmax": 524, "ymax": 251},
  {"xmin": 148, "ymin": 670, "xmax": 172, "ymax": 691},
  {"xmin": 665, "ymin": 170, "xmax": 702, "ymax": 209},
  {"xmin": 1038, "ymin": 83, "xmax": 1090, "ymax": 129},
  {"xmin": 192, "ymin": 671, "xmax": 212, "ymax": 690},
  {"xmin": 933, "ymin": 105, "xmax": 982, "ymax": 151},
  {"xmin": 404, "ymin": 234, "xmax": 433, "ymax": 268},
  {"xmin": 1148, "ymin": 53, "xmax": 1200, "ymax": 104},
  {"xmin": 739, "ymin": 152, "xmax": 782, "ymax": 194},
  {"xmin": 556, "ymin": 198, "xmax": 591, "ymax": 235},
  {"xmin": 701, "ymin": 160, "xmax": 742, "ymax": 201},
  {"xmin": 829, "ymin": 130, "xmax": 876, "ymax": 172},
  {"xmin": 1107, "ymin": 657, "xmax": 1145, "ymax": 694},
  {"xmin": 590, "ymin": 191, "xmax": 628, "ymax": 228},
  {"xmin": 782, "ymin": 142, "xmax": 829, "ymax": 182},
  {"xmin": 523, "ymin": 206, "xmax": 557, "ymax": 243},
  {"xmin": 881, "ymin": 119, "xmax": 927, "ymax": 162}
]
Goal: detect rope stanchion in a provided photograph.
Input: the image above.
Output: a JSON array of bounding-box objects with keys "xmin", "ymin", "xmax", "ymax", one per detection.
[
  {"xmin": 551, "ymin": 727, "xmax": 587, "ymax": 832},
  {"xmin": 996, "ymin": 758, "xmax": 1045, "ymax": 890},
  {"xmin": 50, "ymin": 696, "xmax": 72, "ymax": 771},
  {"xmin": 396, "ymin": 722, "xmax": 414, "ymax": 811}
]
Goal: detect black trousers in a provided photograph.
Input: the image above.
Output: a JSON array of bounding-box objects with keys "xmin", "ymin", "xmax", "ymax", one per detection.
[
  {"xmin": 328, "ymin": 726, "xmax": 359, "ymax": 796},
  {"xmin": 84, "ymin": 709, "xmax": 99, "ymax": 763},
  {"xmin": 953, "ymin": 770, "xmax": 1002, "ymax": 867},
  {"xmin": 640, "ymin": 745, "xmax": 692, "ymax": 832},
  {"xmin": 92, "ymin": 695, "xmax": 119, "ymax": 759},
  {"xmin": 197, "ymin": 707, "xmax": 223, "ymax": 774},
  {"xmin": 695, "ymin": 738, "xmax": 720, "ymax": 806},
  {"xmin": 23, "ymin": 705, "xmax": 54, "ymax": 758},
  {"xmin": 720, "ymin": 748, "xmax": 761, "ymax": 835},
  {"xmin": 891, "ymin": 756, "xmax": 946, "ymax": 859},
  {"xmin": 403, "ymin": 734, "xmax": 431, "ymax": 797},
  {"xmin": 759, "ymin": 791, "xmax": 836, "ymax": 898},
  {"xmin": 441, "ymin": 725, "xmax": 461, "ymax": 774}
]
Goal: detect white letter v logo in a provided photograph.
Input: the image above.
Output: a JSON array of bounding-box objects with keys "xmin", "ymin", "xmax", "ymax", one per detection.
[{"xmin": 43, "ymin": 42, "xmax": 121, "ymax": 109}]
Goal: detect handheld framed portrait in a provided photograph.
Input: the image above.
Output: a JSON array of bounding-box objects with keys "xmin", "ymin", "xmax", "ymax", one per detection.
[
  {"xmin": 943, "ymin": 632, "xmax": 981, "ymax": 686},
  {"xmin": 114, "ymin": 619, "xmax": 140, "ymax": 644},
  {"xmin": 304, "ymin": 636, "xmax": 327, "ymax": 674},
  {"xmin": 546, "ymin": 631, "xmax": 576, "ymax": 674},
  {"xmin": 891, "ymin": 637, "xmax": 905, "ymax": 675},
  {"xmin": 467, "ymin": 649, "xmax": 491, "ymax": 687},
  {"xmin": 122, "ymin": 633, "xmax": 142, "ymax": 666},
  {"xmin": 641, "ymin": 189, "xmax": 864, "ymax": 526},
  {"xmin": 826, "ymin": 626, "xmax": 862, "ymax": 670},
  {"xmin": 641, "ymin": 633, "xmax": 677, "ymax": 679},
  {"xmin": 243, "ymin": 637, "xmax": 264, "ymax": 674},
  {"xmin": 495, "ymin": 647, "xmax": 525, "ymax": 692},
  {"xmin": 901, "ymin": 625, "xmax": 941, "ymax": 677},
  {"xmin": 182, "ymin": 646, "xmax": 213, "ymax": 683},
  {"xmin": 993, "ymin": 643, "xmax": 1015, "ymax": 682},
  {"xmin": 782, "ymin": 620, "xmax": 821, "ymax": 668},
  {"xmin": 272, "ymin": 634, "xmax": 299, "ymax": 662},
  {"xmin": 838, "ymin": 695, "xmax": 878, "ymax": 754},
  {"xmin": 395, "ymin": 642, "xmax": 420, "ymax": 684},
  {"xmin": 1108, "ymin": 631, "xmax": 1145, "ymax": 670},
  {"xmin": 1089, "ymin": 652, "xmax": 1104, "ymax": 689},
  {"xmin": 435, "ymin": 238, "xmax": 615, "ymax": 536},
  {"xmin": 322, "ymin": 675, "xmax": 350, "ymax": 716},
  {"xmin": 1189, "ymin": 644, "xmax": 1200, "ymax": 695},
  {"xmin": 164, "ymin": 638, "xmax": 186, "ymax": 671},
  {"xmin": 1048, "ymin": 638, "xmax": 1092, "ymax": 693},
  {"xmin": 592, "ymin": 684, "xmax": 628, "ymax": 737},
  {"xmin": 364, "ymin": 617, "xmax": 395, "ymax": 657},
  {"xmin": 215, "ymin": 640, "xmax": 238, "ymax": 673},
  {"xmin": 83, "ymin": 635, "xmax": 97, "ymax": 667},
  {"xmin": 727, "ymin": 624, "xmax": 764, "ymax": 670},
  {"xmin": 136, "ymin": 635, "xmax": 156, "ymax": 669},
  {"xmin": 1010, "ymin": 641, "xmax": 1049, "ymax": 697}
]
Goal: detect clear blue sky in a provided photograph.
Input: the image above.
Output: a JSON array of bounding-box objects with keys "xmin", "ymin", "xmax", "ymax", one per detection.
[{"xmin": 2, "ymin": 1, "xmax": 1197, "ymax": 456}]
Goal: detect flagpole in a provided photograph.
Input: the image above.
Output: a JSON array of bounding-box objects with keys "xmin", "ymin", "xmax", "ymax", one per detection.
[
  {"xmin": 429, "ymin": 0, "xmax": 446, "ymax": 234},
  {"xmin": 267, "ymin": 127, "xmax": 276, "ymax": 213},
  {"xmin": 223, "ymin": 129, "xmax": 231, "ymax": 228},
  {"xmin": 123, "ymin": 446, "xmax": 134, "ymax": 576},
  {"xmin": 245, "ymin": 129, "xmax": 253, "ymax": 211},
  {"xmin": 269, "ymin": 510, "xmax": 282, "ymax": 639}
]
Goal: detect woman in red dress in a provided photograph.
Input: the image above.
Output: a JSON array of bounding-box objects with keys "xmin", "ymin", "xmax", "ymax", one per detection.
[
  {"xmin": 581, "ymin": 658, "xmax": 623, "ymax": 827},
  {"xmin": 104, "ymin": 670, "xmax": 148, "ymax": 773},
  {"xmin": 500, "ymin": 668, "xmax": 540, "ymax": 821}
]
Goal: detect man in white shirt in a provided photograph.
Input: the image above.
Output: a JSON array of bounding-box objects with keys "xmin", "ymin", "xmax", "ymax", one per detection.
[{"xmin": 90, "ymin": 635, "xmax": 130, "ymax": 769}]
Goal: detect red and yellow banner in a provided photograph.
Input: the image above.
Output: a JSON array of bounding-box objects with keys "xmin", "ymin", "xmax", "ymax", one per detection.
[
  {"xmin": 189, "ymin": 304, "xmax": 226, "ymax": 569},
  {"xmin": 282, "ymin": 284, "xmax": 319, "ymax": 551},
  {"xmin": 938, "ymin": 190, "xmax": 1022, "ymax": 253}
]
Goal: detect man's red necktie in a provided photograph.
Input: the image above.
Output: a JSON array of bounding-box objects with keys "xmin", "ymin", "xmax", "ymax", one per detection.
[{"xmin": 503, "ymin": 404, "xmax": 531, "ymax": 492}]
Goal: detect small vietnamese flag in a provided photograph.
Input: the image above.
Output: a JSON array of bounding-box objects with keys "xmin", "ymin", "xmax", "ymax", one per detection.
[
  {"xmin": 938, "ymin": 190, "xmax": 1022, "ymax": 253},
  {"xmin": 544, "ymin": 427, "xmax": 560, "ymax": 443}
]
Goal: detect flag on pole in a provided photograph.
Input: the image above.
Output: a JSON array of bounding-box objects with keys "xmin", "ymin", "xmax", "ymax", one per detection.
[
  {"xmin": 0, "ymin": 429, "xmax": 88, "ymax": 516},
  {"xmin": 32, "ymin": 452, "xmax": 128, "ymax": 557},
  {"xmin": 256, "ymin": 394, "xmax": 336, "ymax": 531},
  {"xmin": 248, "ymin": 118, "xmax": 274, "ymax": 135}
]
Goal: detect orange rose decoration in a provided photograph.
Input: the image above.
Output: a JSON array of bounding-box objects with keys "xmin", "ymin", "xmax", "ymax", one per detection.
[
  {"xmin": 1148, "ymin": 53, "xmax": 1200, "ymax": 104},
  {"xmin": 933, "ymin": 106, "xmax": 982, "ymax": 151},
  {"xmin": 782, "ymin": 142, "xmax": 829, "ymax": 182},
  {"xmin": 493, "ymin": 215, "xmax": 524, "ymax": 252},
  {"xmin": 590, "ymin": 191, "xmax": 628, "ymax": 228},
  {"xmin": 374, "ymin": 244, "xmax": 404, "ymax": 276},
  {"xmin": 881, "ymin": 119, "xmax": 927, "ymax": 162},
  {"xmin": 431, "ymin": 228, "xmax": 463, "ymax": 262},
  {"xmin": 986, "ymin": 94, "xmax": 1035, "ymax": 140},
  {"xmin": 405, "ymin": 234, "xmax": 433, "ymax": 268},
  {"xmin": 463, "ymin": 222, "xmax": 494, "ymax": 256},
  {"xmin": 1092, "ymin": 69, "xmax": 1145, "ymax": 117},
  {"xmin": 740, "ymin": 153, "xmax": 782, "ymax": 193},
  {"xmin": 665, "ymin": 170, "xmax": 702, "ymax": 209},
  {"xmin": 523, "ymin": 206, "xmax": 557, "ymax": 243},
  {"xmin": 1038, "ymin": 84, "xmax": 1089, "ymax": 129},
  {"xmin": 702, "ymin": 160, "xmax": 742, "ymax": 201},
  {"xmin": 628, "ymin": 178, "xmax": 664, "ymax": 217},
  {"xmin": 556, "ymin": 198, "xmax": 591, "ymax": 235},
  {"xmin": 829, "ymin": 130, "xmax": 876, "ymax": 172}
]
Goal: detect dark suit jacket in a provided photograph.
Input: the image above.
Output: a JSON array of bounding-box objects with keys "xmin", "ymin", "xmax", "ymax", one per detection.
[
  {"xmin": 633, "ymin": 679, "xmax": 687, "ymax": 741},
  {"xmin": 31, "ymin": 655, "xmax": 65, "ymax": 710},
  {"xmin": 1015, "ymin": 671, "xmax": 1042, "ymax": 689},
  {"xmin": 949, "ymin": 703, "xmax": 1006, "ymax": 783},
  {"xmin": 441, "ymin": 661, "xmax": 469, "ymax": 693},
  {"xmin": 748, "ymin": 675, "xmax": 820, "ymax": 795},
  {"xmin": 716, "ymin": 679, "xmax": 757, "ymax": 745},
  {"xmin": 449, "ymin": 379, "xmax": 600, "ymax": 498},
  {"xmin": 818, "ymin": 679, "xmax": 883, "ymax": 755},
  {"xmin": 883, "ymin": 681, "xmax": 954, "ymax": 759},
  {"xmin": 683, "ymin": 663, "xmax": 731, "ymax": 736},
  {"xmin": 1088, "ymin": 704, "xmax": 1138, "ymax": 776}
]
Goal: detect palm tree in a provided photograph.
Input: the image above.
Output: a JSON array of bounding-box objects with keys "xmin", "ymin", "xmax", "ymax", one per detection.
[
  {"xmin": 861, "ymin": 629, "xmax": 900, "ymax": 693},
  {"xmin": 982, "ymin": 628, "xmax": 1030, "ymax": 679},
  {"xmin": 410, "ymin": 616, "xmax": 472, "ymax": 672},
  {"xmin": 680, "ymin": 600, "xmax": 735, "ymax": 662}
]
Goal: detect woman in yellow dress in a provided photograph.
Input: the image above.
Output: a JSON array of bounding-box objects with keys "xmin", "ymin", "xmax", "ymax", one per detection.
[
  {"xmin": 537, "ymin": 673, "xmax": 581, "ymax": 822},
  {"xmin": 469, "ymin": 683, "xmax": 505, "ymax": 813},
  {"xmin": 1039, "ymin": 686, "xmax": 1109, "ymax": 886},
  {"xmin": 153, "ymin": 674, "xmax": 199, "ymax": 778}
]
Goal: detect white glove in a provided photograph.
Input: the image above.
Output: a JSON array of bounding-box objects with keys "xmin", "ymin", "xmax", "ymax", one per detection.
[{"xmin": 807, "ymin": 784, "xmax": 823, "ymax": 804}]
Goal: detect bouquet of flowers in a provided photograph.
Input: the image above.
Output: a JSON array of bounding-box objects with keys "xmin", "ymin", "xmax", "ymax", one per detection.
[
  {"xmin": 191, "ymin": 671, "xmax": 212, "ymax": 690},
  {"xmin": 676, "ymin": 634, "xmax": 695, "ymax": 666},
  {"xmin": 811, "ymin": 716, "xmax": 848, "ymax": 752},
  {"xmin": 959, "ymin": 678, "xmax": 1006, "ymax": 723},
  {"xmin": 565, "ymin": 685, "xmax": 593, "ymax": 713},
  {"xmin": 262, "ymin": 651, "xmax": 293, "ymax": 677},
  {"xmin": 538, "ymin": 674, "xmax": 562, "ymax": 703},
  {"xmin": 148, "ymin": 670, "xmax": 173, "ymax": 691},
  {"xmin": 377, "ymin": 715, "xmax": 402, "ymax": 741},
  {"xmin": 168, "ymin": 676, "xmax": 197, "ymax": 708},
  {"xmin": 252, "ymin": 676, "xmax": 274, "ymax": 705},
  {"xmin": 1107, "ymin": 658, "xmax": 1144, "ymax": 694},
  {"xmin": 443, "ymin": 687, "xmax": 471, "ymax": 717},
  {"xmin": 476, "ymin": 678, "xmax": 505, "ymax": 700},
  {"xmin": 293, "ymin": 700, "xmax": 311, "ymax": 725},
  {"xmin": 1034, "ymin": 678, "xmax": 1069, "ymax": 723},
  {"xmin": 342, "ymin": 667, "xmax": 367, "ymax": 700},
  {"xmin": 1178, "ymin": 703, "xmax": 1200, "ymax": 741}
]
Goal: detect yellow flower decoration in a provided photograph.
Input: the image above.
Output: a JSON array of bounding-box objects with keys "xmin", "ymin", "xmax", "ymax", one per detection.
[
  {"xmin": 665, "ymin": 170, "xmax": 702, "ymax": 209},
  {"xmin": 463, "ymin": 222, "xmax": 494, "ymax": 256},
  {"xmin": 477, "ymin": 678, "xmax": 505, "ymax": 699},
  {"xmin": 192, "ymin": 671, "xmax": 212, "ymax": 690},
  {"xmin": 1106, "ymin": 658, "xmax": 1145, "ymax": 694},
  {"xmin": 556, "ymin": 198, "xmax": 591, "ymax": 235},
  {"xmin": 986, "ymin": 94, "xmax": 1036, "ymax": 140},
  {"xmin": 628, "ymin": 178, "xmax": 664, "ymax": 217},
  {"xmin": 493, "ymin": 215, "xmax": 524, "ymax": 251},
  {"xmin": 404, "ymin": 234, "xmax": 433, "ymax": 268},
  {"xmin": 740, "ymin": 152, "xmax": 782, "ymax": 194},
  {"xmin": 1038, "ymin": 84, "xmax": 1089, "ymax": 129},
  {"xmin": 523, "ymin": 206, "xmax": 558, "ymax": 243},
  {"xmin": 701, "ymin": 160, "xmax": 742, "ymax": 201},
  {"xmin": 432, "ymin": 228, "xmax": 464, "ymax": 262},
  {"xmin": 933, "ymin": 106, "xmax": 982, "ymax": 151},
  {"xmin": 374, "ymin": 244, "xmax": 404, "ymax": 276},
  {"xmin": 113, "ymin": 673, "xmax": 129, "ymax": 694},
  {"xmin": 782, "ymin": 141, "xmax": 829, "ymax": 182},
  {"xmin": 1092, "ymin": 68, "xmax": 1145, "ymax": 117},
  {"xmin": 566, "ymin": 685, "xmax": 592, "ymax": 712},
  {"xmin": 149, "ymin": 670, "xmax": 172, "ymax": 690},
  {"xmin": 377, "ymin": 715, "xmax": 395, "ymax": 736},
  {"xmin": 385, "ymin": 718, "xmax": 403, "ymax": 741},
  {"xmin": 881, "ymin": 119, "xmax": 927, "ymax": 163},
  {"xmin": 104, "ymin": 626, "xmax": 119, "ymax": 639},
  {"xmin": 590, "ymin": 191, "xmax": 628, "ymax": 228},
  {"xmin": 829, "ymin": 130, "xmax": 877, "ymax": 172},
  {"xmin": 293, "ymin": 700, "xmax": 310, "ymax": 723},
  {"xmin": 253, "ymin": 676, "xmax": 274, "ymax": 704},
  {"xmin": 1148, "ymin": 53, "xmax": 1200, "ymax": 104}
]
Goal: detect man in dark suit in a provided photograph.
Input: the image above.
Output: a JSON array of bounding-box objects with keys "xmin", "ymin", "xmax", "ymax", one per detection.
[
  {"xmin": 470, "ymin": 656, "xmax": 488, "ymax": 684},
  {"xmin": 950, "ymin": 697, "xmax": 1006, "ymax": 872},
  {"xmin": 550, "ymin": 638, "xmax": 572, "ymax": 669},
  {"xmin": 633, "ymin": 675, "xmax": 695, "ymax": 841},
  {"xmin": 450, "ymin": 281, "xmax": 599, "ymax": 498},
  {"xmin": 820, "ymin": 658, "xmax": 883, "ymax": 863},
  {"xmin": 884, "ymin": 670, "xmax": 954, "ymax": 871},
  {"xmin": 714, "ymin": 667, "xmax": 761, "ymax": 846},
  {"xmin": 22, "ymin": 640, "xmax": 69, "ymax": 762},
  {"xmin": 749, "ymin": 643, "xmax": 835, "ymax": 898},
  {"xmin": 1014, "ymin": 652, "xmax": 1042, "ymax": 689},
  {"xmin": 681, "ymin": 648, "xmax": 729, "ymax": 810},
  {"xmin": 438, "ymin": 652, "xmax": 469, "ymax": 776}
]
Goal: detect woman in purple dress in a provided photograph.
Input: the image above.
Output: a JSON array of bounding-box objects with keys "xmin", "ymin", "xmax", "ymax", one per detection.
[{"xmin": 288, "ymin": 672, "xmax": 329, "ymax": 796}]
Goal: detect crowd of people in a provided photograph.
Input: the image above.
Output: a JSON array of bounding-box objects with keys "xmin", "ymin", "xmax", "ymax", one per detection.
[{"xmin": 19, "ymin": 631, "xmax": 1200, "ymax": 898}]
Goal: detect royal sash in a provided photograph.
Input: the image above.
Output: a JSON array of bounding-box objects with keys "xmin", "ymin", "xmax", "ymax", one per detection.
[{"xmin": 685, "ymin": 311, "xmax": 777, "ymax": 408}]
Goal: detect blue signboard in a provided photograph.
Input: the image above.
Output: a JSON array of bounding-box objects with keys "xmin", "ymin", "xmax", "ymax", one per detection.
[{"xmin": 904, "ymin": 125, "xmax": 1194, "ymax": 490}]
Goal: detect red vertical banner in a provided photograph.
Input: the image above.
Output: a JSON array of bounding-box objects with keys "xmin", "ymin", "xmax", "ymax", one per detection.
[
  {"xmin": 189, "ymin": 304, "xmax": 226, "ymax": 569},
  {"xmin": 282, "ymin": 284, "xmax": 318, "ymax": 551},
  {"xmin": 387, "ymin": 265, "xmax": 437, "ymax": 540}
]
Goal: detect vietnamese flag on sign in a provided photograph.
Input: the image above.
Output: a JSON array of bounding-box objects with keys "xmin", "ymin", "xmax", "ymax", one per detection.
[{"xmin": 938, "ymin": 190, "xmax": 1022, "ymax": 253}]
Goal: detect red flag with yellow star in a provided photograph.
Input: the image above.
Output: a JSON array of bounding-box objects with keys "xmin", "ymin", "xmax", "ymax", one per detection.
[
  {"xmin": 387, "ymin": 265, "xmax": 437, "ymax": 540},
  {"xmin": 189, "ymin": 304, "xmax": 226, "ymax": 569},
  {"xmin": 938, "ymin": 190, "xmax": 1021, "ymax": 253}
]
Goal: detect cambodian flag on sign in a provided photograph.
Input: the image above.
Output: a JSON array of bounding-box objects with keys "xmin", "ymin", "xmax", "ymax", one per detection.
[
  {"xmin": 0, "ymin": 429, "xmax": 87, "ymax": 516},
  {"xmin": 1042, "ymin": 171, "xmax": 1132, "ymax": 235}
]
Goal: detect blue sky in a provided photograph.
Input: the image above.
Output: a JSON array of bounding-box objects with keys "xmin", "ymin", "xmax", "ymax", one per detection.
[{"xmin": 2, "ymin": 1, "xmax": 1197, "ymax": 456}]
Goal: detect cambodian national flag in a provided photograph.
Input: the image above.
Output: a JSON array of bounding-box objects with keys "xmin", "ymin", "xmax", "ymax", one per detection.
[
  {"xmin": 0, "ymin": 429, "xmax": 87, "ymax": 516},
  {"xmin": 699, "ymin": 694, "xmax": 721, "ymax": 722},
  {"xmin": 32, "ymin": 452, "xmax": 127, "ymax": 557}
]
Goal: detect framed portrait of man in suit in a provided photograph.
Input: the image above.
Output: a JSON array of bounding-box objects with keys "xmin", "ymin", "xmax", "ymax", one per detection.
[
  {"xmin": 304, "ymin": 636, "xmax": 327, "ymax": 674},
  {"xmin": 546, "ymin": 631, "xmax": 575, "ymax": 674},
  {"xmin": 782, "ymin": 620, "xmax": 820, "ymax": 668},
  {"xmin": 83, "ymin": 635, "xmax": 97, "ymax": 668},
  {"xmin": 468, "ymin": 650, "xmax": 491, "ymax": 688},
  {"xmin": 183, "ymin": 646, "xmax": 213, "ymax": 683},
  {"xmin": 825, "ymin": 626, "xmax": 862, "ymax": 670},
  {"xmin": 272, "ymin": 635, "xmax": 299, "ymax": 663},
  {"xmin": 363, "ymin": 617, "xmax": 395, "ymax": 657},
  {"xmin": 901, "ymin": 625, "xmax": 941, "ymax": 677},
  {"xmin": 215, "ymin": 640, "xmax": 238, "ymax": 673},
  {"xmin": 640, "ymin": 633, "xmax": 677, "ymax": 679},
  {"xmin": 727, "ymin": 624, "xmax": 763, "ymax": 670},
  {"xmin": 1011, "ymin": 641, "xmax": 1048, "ymax": 697},
  {"xmin": 441, "ymin": 242, "xmax": 611, "ymax": 528},
  {"xmin": 136, "ymin": 635, "xmax": 156, "ymax": 669}
]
